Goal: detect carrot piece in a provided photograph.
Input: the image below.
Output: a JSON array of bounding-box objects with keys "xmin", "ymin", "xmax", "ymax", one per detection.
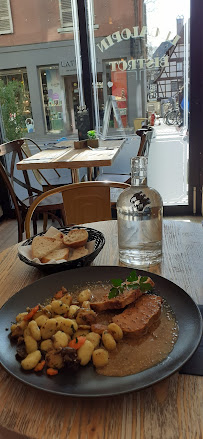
[
  {"xmin": 54, "ymin": 290, "xmax": 63, "ymax": 299},
  {"xmin": 24, "ymin": 305, "xmax": 39, "ymax": 321},
  {"xmin": 34, "ymin": 360, "xmax": 45, "ymax": 372},
  {"xmin": 47, "ymin": 368, "xmax": 58, "ymax": 376},
  {"xmin": 68, "ymin": 336, "xmax": 86, "ymax": 350}
]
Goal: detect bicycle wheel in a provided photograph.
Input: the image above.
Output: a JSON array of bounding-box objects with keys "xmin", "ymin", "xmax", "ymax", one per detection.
[{"xmin": 166, "ymin": 110, "xmax": 177, "ymax": 125}]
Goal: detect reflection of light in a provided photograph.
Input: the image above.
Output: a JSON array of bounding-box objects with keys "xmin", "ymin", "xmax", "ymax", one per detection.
[
  {"xmin": 109, "ymin": 17, "xmax": 112, "ymax": 24},
  {"xmin": 44, "ymin": 73, "xmax": 46, "ymax": 75}
]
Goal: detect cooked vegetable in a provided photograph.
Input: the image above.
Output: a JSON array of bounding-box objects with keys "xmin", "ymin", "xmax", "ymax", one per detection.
[
  {"xmin": 24, "ymin": 305, "xmax": 39, "ymax": 321},
  {"xmin": 34, "ymin": 360, "xmax": 46, "ymax": 372},
  {"xmin": 47, "ymin": 368, "xmax": 58, "ymax": 376},
  {"xmin": 68, "ymin": 336, "xmax": 86, "ymax": 350}
]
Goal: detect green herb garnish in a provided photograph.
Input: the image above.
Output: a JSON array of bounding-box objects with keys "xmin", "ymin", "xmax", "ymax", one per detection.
[{"xmin": 108, "ymin": 270, "xmax": 153, "ymax": 299}]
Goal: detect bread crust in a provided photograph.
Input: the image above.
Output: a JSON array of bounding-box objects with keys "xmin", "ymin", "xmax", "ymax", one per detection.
[
  {"xmin": 63, "ymin": 229, "xmax": 88, "ymax": 248},
  {"xmin": 32, "ymin": 236, "xmax": 64, "ymax": 260}
]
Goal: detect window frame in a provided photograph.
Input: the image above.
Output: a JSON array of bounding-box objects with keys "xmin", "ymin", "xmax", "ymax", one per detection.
[{"xmin": 0, "ymin": 0, "xmax": 13, "ymax": 35}]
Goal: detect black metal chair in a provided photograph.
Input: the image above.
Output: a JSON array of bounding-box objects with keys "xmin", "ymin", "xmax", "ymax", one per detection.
[{"xmin": 0, "ymin": 139, "xmax": 65, "ymax": 242}]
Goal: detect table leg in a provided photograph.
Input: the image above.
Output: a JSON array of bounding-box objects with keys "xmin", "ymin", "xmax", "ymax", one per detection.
[
  {"xmin": 87, "ymin": 167, "xmax": 94, "ymax": 181},
  {"xmin": 71, "ymin": 169, "xmax": 80, "ymax": 183}
]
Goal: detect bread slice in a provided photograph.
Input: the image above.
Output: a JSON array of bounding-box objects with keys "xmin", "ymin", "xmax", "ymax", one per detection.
[
  {"xmin": 32, "ymin": 236, "xmax": 64, "ymax": 260},
  {"xmin": 69, "ymin": 246, "xmax": 89, "ymax": 261},
  {"xmin": 63, "ymin": 229, "xmax": 88, "ymax": 248},
  {"xmin": 41, "ymin": 247, "xmax": 70, "ymax": 263}
]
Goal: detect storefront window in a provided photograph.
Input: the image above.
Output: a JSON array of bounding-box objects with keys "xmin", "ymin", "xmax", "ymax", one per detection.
[
  {"xmin": 40, "ymin": 67, "xmax": 67, "ymax": 133},
  {"xmin": 0, "ymin": 68, "xmax": 33, "ymax": 139}
]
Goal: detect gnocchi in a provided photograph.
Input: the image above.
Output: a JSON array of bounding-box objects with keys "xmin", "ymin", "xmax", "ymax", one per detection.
[
  {"xmin": 10, "ymin": 281, "xmax": 128, "ymax": 378},
  {"xmin": 102, "ymin": 331, "xmax": 117, "ymax": 351},
  {"xmin": 78, "ymin": 289, "xmax": 91, "ymax": 303},
  {"xmin": 108, "ymin": 323, "xmax": 123, "ymax": 341},
  {"xmin": 21, "ymin": 350, "xmax": 41, "ymax": 370},
  {"xmin": 28, "ymin": 320, "xmax": 41, "ymax": 341},
  {"xmin": 41, "ymin": 318, "xmax": 59, "ymax": 339},
  {"xmin": 92, "ymin": 349, "xmax": 109, "ymax": 368},
  {"xmin": 52, "ymin": 331, "xmax": 70, "ymax": 349},
  {"xmin": 77, "ymin": 340, "xmax": 94, "ymax": 366},
  {"xmin": 24, "ymin": 335, "xmax": 38, "ymax": 354}
]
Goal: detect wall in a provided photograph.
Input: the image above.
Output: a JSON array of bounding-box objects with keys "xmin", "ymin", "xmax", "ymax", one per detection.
[
  {"xmin": 0, "ymin": 0, "xmax": 139, "ymax": 47},
  {"xmin": 0, "ymin": 0, "xmax": 72, "ymax": 47}
]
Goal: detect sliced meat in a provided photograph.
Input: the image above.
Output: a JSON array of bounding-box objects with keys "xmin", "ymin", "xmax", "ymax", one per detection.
[
  {"xmin": 90, "ymin": 276, "xmax": 154, "ymax": 313},
  {"xmin": 90, "ymin": 288, "xmax": 143, "ymax": 312},
  {"xmin": 112, "ymin": 294, "xmax": 163, "ymax": 337}
]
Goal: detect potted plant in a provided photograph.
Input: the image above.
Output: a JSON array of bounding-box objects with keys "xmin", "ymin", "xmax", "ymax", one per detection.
[{"xmin": 87, "ymin": 130, "xmax": 99, "ymax": 148}]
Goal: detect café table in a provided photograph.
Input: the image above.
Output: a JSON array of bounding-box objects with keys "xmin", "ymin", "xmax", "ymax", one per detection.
[
  {"xmin": 16, "ymin": 139, "xmax": 125, "ymax": 183},
  {"xmin": 0, "ymin": 219, "xmax": 203, "ymax": 439}
]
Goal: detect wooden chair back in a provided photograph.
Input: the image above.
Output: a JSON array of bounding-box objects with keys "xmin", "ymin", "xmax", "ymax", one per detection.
[{"xmin": 25, "ymin": 181, "xmax": 130, "ymax": 238}]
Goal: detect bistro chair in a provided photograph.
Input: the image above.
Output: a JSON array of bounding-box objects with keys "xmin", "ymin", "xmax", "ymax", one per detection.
[
  {"xmin": 0, "ymin": 139, "xmax": 65, "ymax": 242},
  {"xmin": 21, "ymin": 138, "xmax": 70, "ymax": 189},
  {"xmin": 25, "ymin": 181, "xmax": 130, "ymax": 238}
]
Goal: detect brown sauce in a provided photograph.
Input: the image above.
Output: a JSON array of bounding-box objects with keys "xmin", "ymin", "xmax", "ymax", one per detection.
[{"xmin": 71, "ymin": 281, "xmax": 179, "ymax": 377}]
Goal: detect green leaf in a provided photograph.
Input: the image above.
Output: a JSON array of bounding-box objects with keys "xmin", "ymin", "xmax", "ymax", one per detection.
[
  {"xmin": 126, "ymin": 283, "xmax": 140, "ymax": 289},
  {"xmin": 140, "ymin": 283, "xmax": 153, "ymax": 292},
  {"xmin": 108, "ymin": 287, "xmax": 120, "ymax": 299},
  {"xmin": 140, "ymin": 276, "xmax": 148, "ymax": 283},
  {"xmin": 127, "ymin": 270, "xmax": 138, "ymax": 282},
  {"xmin": 111, "ymin": 278, "xmax": 123, "ymax": 287}
]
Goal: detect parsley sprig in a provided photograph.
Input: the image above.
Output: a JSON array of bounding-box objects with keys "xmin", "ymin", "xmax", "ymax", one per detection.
[{"xmin": 108, "ymin": 270, "xmax": 153, "ymax": 299}]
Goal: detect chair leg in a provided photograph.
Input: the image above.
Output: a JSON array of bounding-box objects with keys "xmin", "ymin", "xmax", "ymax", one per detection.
[
  {"xmin": 17, "ymin": 223, "xmax": 23, "ymax": 243},
  {"xmin": 33, "ymin": 213, "xmax": 38, "ymax": 236},
  {"xmin": 43, "ymin": 212, "xmax": 48, "ymax": 233}
]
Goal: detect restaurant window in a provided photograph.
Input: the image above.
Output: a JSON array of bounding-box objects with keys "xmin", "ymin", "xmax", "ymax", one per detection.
[
  {"xmin": 85, "ymin": 0, "xmax": 193, "ymax": 211},
  {"xmin": 0, "ymin": 0, "xmax": 13, "ymax": 35}
]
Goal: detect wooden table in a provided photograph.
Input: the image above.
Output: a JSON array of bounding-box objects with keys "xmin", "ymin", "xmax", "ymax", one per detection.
[
  {"xmin": 0, "ymin": 220, "xmax": 203, "ymax": 439},
  {"xmin": 16, "ymin": 140, "xmax": 125, "ymax": 183}
]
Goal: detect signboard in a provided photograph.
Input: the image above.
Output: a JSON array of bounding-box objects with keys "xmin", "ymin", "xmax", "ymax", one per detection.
[{"xmin": 101, "ymin": 96, "xmax": 126, "ymax": 140}]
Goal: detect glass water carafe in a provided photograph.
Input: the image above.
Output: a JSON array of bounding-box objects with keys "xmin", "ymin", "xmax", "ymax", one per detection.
[{"xmin": 117, "ymin": 157, "xmax": 163, "ymax": 267}]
